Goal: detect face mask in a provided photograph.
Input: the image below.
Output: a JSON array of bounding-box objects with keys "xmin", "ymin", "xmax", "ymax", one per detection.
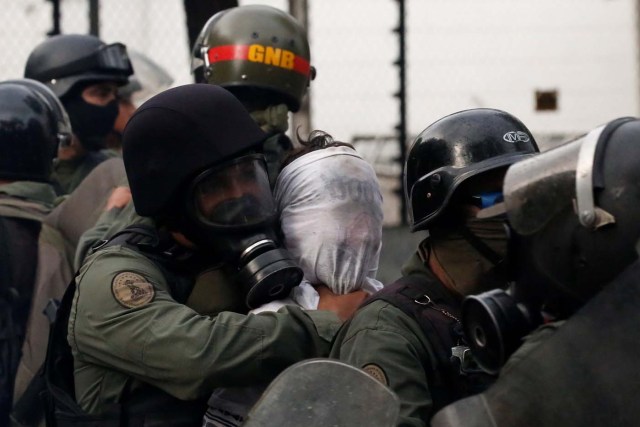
[
  {"xmin": 63, "ymin": 97, "xmax": 119, "ymax": 151},
  {"xmin": 429, "ymin": 217, "xmax": 509, "ymax": 296}
]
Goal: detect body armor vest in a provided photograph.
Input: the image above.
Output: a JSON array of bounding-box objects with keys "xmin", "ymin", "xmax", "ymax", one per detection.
[{"xmin": 362, "ymin": 274, "xmax": 495, "ymax": 412}]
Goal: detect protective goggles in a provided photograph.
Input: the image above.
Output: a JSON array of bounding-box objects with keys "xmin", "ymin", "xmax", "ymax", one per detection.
[
  {"xmin": 189, "ymin": 154, "xmax": 275, "ymax": 228},
  {"xmin": 51, "ymin": 43, "xmax": 133, "ymax": 78}
]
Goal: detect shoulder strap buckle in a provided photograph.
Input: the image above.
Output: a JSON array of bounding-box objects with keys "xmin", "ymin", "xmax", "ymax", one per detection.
[
  {"xmin": 91, "ymin": 239, "xmax": 110, "ymax": 252},
  {"xmin": 414, "ymin": 294, "xmax": 432, "ymax": 306}
]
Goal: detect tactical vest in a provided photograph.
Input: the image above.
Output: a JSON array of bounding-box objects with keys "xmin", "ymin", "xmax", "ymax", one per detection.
[
  {"xmin": 43, "ymin": 225, "xmax": 208, "ymax": 427},
  {"xmin": 0, "ymin": 197, "xmax": 48, "ymax": 425},
  {"xmin": 362, "ymin": 274, "xmax": 495, "ymax": 412}
]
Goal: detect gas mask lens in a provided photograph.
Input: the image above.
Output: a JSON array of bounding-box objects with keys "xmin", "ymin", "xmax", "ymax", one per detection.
[{"xmin": 192, "ymin": 155, "xmax": 275, "ymax": 227}]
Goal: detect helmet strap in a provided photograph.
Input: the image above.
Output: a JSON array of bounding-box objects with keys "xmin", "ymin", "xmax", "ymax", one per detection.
[{"xmin": 459, "ymin": 225, "xmax": 504, "ymax": 268}]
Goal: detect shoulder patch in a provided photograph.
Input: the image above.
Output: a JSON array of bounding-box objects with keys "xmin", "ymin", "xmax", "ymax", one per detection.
[
  {"xmin": 111, "ymin": 271, "xmax": 155, "ymax": 309},
  {"xmin": 362, "ymin": 363, "xmax": 388, "ymax": 386}
]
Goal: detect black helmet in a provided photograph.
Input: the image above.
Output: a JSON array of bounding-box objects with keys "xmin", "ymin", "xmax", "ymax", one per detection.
[
  {"xmin": 24, "ymin": 34, "xmax": 133, "ymax": 99},
  {"xmin": 4, "ymin": 78, "xmax": 73, "ymax": 140},
  {"xmin": 191, "ymin": 5, "xmax": 314, "ymax": 112},
  {"xmin": 405, "ymin": 108, "xmax": 539, "ymax": 231},
  {"xmin": 497, "ymin": 117, "xmax": 640, "ymax": 302},
  {"xmin": 0, "ymin": 79, "xmax": 72, "ymax": 182},
  {"xmin": 123, "ymin": 84, "xmax": 267, "ymax": 217}
]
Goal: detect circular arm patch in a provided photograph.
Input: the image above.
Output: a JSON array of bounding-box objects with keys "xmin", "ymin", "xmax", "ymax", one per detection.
[
  {"xmin": 362, "ymin": 363, "xmax": 388, "ymax": 386},
  {"xmin": 111, "ymin": 271, "xmax": 155, "ymax": 308}
]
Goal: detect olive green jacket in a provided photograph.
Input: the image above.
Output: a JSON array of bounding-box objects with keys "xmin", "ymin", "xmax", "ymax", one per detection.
[
  {"xmin": 0, "ymin": 181, "xmax": 57, "ymax": 405},
  {"xmin": 13, "ymin": 158, "xmax": 128, "ymax": 404},
  {"xmin": 330, "ymin": 246, "xmax": 444, "ymax": 427},
  {"xmin": 0, "ymin": 181, "xmax": 57, "ymax": 220},
  {"xmin": 70, "ymin": 243, "xmax": 341, "ymax": 414},
  {"xmin": 51, "ymin": 149, "xmax": 119, "ymax": 195}
]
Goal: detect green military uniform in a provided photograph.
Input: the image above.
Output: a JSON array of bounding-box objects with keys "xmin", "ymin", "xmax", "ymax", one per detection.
[
  {"xmin": 13, "ymin": 158, "xmax": 128, "ymax": 406},
  {"xmin": 74, "ymin": 195, "xmax": 141, "ymax": 270},
  {"xmin": 330, "ymin": 246, "xmax": 442, "ymax": 427},
  {"xmin": 71, "ymin": 235, "xmax": 341, "ymax": 415},
  {"xmin": 0, "ymin": 181, "xmax": 56, "ymax": 420},
  {"xmin": 0, "ymin": 181, "xmax": 57, "ymax": 220},
  {"xmin": 51, "ymin": 149, "xmax": 119, "ymax": 195}
]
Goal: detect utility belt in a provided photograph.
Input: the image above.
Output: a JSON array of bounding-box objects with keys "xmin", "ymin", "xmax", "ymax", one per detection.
[{"xmin": 361, "ymin": 274, "xmax": 495, "ymax": 410}]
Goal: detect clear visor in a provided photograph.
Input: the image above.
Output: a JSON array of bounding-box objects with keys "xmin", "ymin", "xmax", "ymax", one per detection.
[
  {"xmin": 501, "ymin": 137, "xmax": 585, "ymax": 235},
  {"xmin": 191, "ymin": 155, "xmax": 275, "ymax": 227}
]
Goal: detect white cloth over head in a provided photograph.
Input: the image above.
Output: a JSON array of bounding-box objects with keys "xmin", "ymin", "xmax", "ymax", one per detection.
[{"xmin": 252, "ymin": 145, "xmax": 384, "ymax": 313}]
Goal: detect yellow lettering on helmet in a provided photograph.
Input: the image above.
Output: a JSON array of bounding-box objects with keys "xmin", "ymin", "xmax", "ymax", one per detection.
[
  {"xmin": 264, "ymin": 47, "xmax": 282, "ymax": 66},
  {"xmin": 247, "ymin": 44, "xmax": 296, "ymax": 71},
  {"xmin": 248, "ymin": 44, "xmax": 265, "ymax": 62},
  {"xmin": 280, "ymin": 50, "xmax": 294, "ymax": 70}
]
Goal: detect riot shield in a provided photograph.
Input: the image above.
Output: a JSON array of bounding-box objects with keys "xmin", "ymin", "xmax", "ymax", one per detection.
[
  {"xmin": 242, "ymin": 358, "xmax": 400, "ymax": 427},
  {"xmin": 431, "ymin": 259, "xmax": 640, "ymax": 427}
]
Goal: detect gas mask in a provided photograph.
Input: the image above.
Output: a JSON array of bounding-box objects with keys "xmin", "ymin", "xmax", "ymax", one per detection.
[
  {"xmin": 460, "ymin": 230, "xmax": 545, "ymax": 375},
  {"xmin": 460, "ymin": 122, "xmax": 632, "ymax": 374},
  {"xmin": 182, "ymin": 153, "xmax": 302, "ymax": 309}
]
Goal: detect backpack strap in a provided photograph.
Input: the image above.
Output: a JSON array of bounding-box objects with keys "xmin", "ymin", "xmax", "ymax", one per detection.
[
  {"xmin": 91, "ymin": 224, "xmax": 195, "ymax": 304},
  {"xmin": 363, "ymin": 274, "xmax": 462, "ymax": 368}
]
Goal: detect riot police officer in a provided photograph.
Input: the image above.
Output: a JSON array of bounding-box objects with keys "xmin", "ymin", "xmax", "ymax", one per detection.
[
  {"xmin": 74, "ymin": 5, "xmax": 315, "ymax": 271},
  {"xmin": 330, "ymin": 108, "xmax": 539, "ymax": 426},
  {"xmin": 24, "ymin": 34, "xmax": 133, "ymax": 194},
  {"xmin": 44, "ymin": 84, "xmax": 363, "ymax": 426},
  {"xmin": 72, "ymin": 4, "xmax": 315, "ymax": 271},
  {"xmin": 432, "ymin": 117, "xmax": 640, "ymax": 427},
  {"xmin": 0, "ymin": 79, "xmax": 71, "ymax": 425},
  {"xmin": 191, "ymin": 4, "xmax": 315, "ymax": 184}
]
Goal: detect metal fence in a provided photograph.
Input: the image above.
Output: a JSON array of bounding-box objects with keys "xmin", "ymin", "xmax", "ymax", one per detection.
[{"xmin": 2, "ymin": 0, "xmax": 639, "ymax": 227}]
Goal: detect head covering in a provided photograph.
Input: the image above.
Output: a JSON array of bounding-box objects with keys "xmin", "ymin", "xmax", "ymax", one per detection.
[{"xmin": 275, "ymin": 145, "xmax": 384, "ymax": 307}]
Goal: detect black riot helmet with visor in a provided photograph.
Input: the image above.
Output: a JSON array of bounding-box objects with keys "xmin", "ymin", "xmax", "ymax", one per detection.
[
  {"xmin": 0, "ymin": 79, "xmax": 72, "ymax": 182},
  {"xmin": 464, "ymin": 117, "xmax": 640, "ymax": 374},
  {"xmin": 123, "ymin": 84, "xmax": 302, "ymax": 309},
  {"xmin": 24, "ymin": 34, "xmax": 133, "ymax": 99},
  {"xmin": 190, "ymin": 5, "xmax": 314, "ymax": 112},
  {"xmin": 490, "ymin": 117, "xmax": 637, "ymax": 298},
  {"xmin": 405, "ymin": 108, "xmax": 539, "ymax": 232},
  {"xmin": 3, "ymin": 78, "xmax": 73, "ymax": 149}
]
